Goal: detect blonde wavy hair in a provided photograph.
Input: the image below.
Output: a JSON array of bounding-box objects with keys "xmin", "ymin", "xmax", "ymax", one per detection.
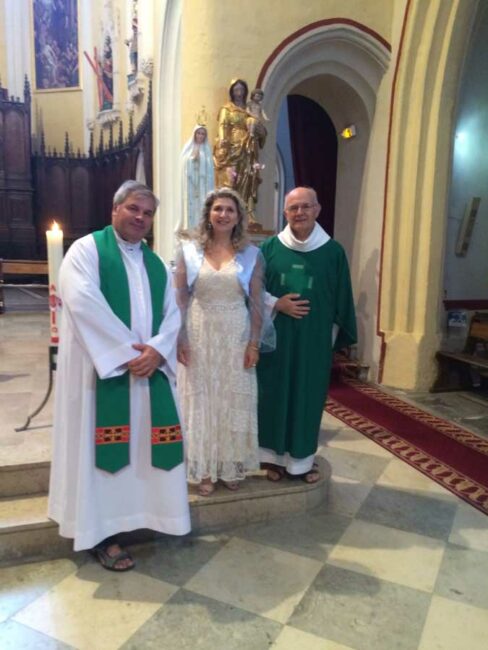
[{"xmin": 190, "ymin": 188, "xmax": 249, "ymax": 251}]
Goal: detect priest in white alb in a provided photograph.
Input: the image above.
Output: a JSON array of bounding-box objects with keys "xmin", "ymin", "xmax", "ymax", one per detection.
[{"xmin": 48, "ymin": 180, "xmax": 191, "ymax": 571}]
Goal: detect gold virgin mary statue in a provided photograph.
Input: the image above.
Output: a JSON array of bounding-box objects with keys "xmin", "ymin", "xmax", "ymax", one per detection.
[{"xmin": 213, "ymin": 79, "xmax": 267, "ymax": 222}]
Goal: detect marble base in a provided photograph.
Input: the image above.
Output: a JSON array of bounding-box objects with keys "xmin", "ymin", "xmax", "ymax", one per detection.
[
  {"xmin": 0, "ymin": 459, "xmax": 330, "ymax": 566},
  {"xmin": 0, "ymin": 462, "xmax": 50, "ymax": 498},
  {"xmin": 190, "ymin": 460, "xmax": 329, "ymax": 533}
]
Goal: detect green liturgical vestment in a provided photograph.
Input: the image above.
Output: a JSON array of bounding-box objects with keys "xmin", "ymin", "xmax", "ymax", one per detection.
[{"xmin": 257, "ymin": 237, "xmax": 357, "ymax": 460}]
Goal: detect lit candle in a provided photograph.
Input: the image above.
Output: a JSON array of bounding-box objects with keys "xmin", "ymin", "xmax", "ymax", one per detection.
[{"xmin": 46, "ymin": 220, "xmax": 64, "ymax": 344}]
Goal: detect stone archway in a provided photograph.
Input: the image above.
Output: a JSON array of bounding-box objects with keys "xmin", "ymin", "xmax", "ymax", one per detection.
[{"xmin": 256, "ymin": 20, "xmax": 391, "ymax": 378}]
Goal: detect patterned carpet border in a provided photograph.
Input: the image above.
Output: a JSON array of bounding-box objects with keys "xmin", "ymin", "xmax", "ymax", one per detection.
[
  {"xmin": 339, "ymin": 377, "xmax": 488, "ymax": 456},
  {"xmin": 325, "ymin": 379, "xmax": 488, "ymax": 516}
]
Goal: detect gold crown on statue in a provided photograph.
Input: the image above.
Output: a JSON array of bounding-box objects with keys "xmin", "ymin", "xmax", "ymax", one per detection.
[{"xmin": 195, "ymin": 106, "xmax": 208, "ymax": 127}]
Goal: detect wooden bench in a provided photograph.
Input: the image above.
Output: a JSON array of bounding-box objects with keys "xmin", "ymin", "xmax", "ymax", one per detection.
[
  {"xmin": 432, "ymin": 312, "xmax": 488, "ymax": 391},
  {"xmin": 0, "ymin": 259, "xmax": 48, "ymax": 314}
]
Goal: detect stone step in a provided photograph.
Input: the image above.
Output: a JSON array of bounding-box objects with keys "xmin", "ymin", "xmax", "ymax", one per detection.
[
  {"xmin": 0, "ymin": 461, "xmax": 50, "ymax": 498},
  {"xmin": 0, "ymin": 458, "xmax": 330, "ymax": 566},
  {"xmin": 0, "ymin": 495, "xmax": 73, "ymax": 565}
]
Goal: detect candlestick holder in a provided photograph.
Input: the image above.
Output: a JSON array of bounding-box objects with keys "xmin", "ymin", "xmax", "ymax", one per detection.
[{"xmin": 15, "ymin": 345, "xmax": 58, "ymax": 432}]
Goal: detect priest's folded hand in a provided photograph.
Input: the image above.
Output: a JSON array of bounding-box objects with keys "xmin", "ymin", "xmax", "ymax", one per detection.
[
  {"xmin": 275, "ymin": 293, "xmax": 310, "ymax": 319},
  {"xmin": 128, "ymin": 343, "xmax": 164, "ymax": 378}
]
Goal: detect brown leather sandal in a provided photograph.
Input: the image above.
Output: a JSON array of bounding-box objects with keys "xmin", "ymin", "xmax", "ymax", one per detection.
[
  {"xmin": 286, "ymin": 463, "xmax": 321, "ymax": 484},
  {"xmin": 90, "ymin": 544, "xmax": 135, "ymax": 571},
  {"xmin": 261, "ymin": 463, "xmax": 286, "ymax": 482}
]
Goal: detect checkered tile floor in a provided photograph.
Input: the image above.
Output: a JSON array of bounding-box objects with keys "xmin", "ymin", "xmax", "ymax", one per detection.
[
  {"xmin": 1, "ymin": 313, "xmax": 488, "ymax": 649},
  {"xmin": 1, "ymin": 408, "xmax": 488, "ymax": 650}
]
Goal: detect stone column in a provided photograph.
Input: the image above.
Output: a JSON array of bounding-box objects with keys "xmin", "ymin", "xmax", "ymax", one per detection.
[
  {"xmin": 380, "ymin": 0, "xmax": 478, "ymax": 389},
  {"xmin": 4, "ymin": 0, "xmax": 31, "ymax": 97}
]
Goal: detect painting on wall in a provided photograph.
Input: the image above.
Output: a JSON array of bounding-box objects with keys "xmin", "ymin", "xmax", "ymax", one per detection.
[{"xmin": 33, "ymin": 0, "xmax": 79, "ymax": 90}]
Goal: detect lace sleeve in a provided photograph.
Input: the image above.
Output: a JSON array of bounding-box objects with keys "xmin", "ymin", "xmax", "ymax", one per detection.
[
  {"xmin": 173, "ymin": 247, "xmax": 191, "ymax": 346},
  {"xmin": 248, "ymin": 250, "xmax": 276, "ymax": 352}
]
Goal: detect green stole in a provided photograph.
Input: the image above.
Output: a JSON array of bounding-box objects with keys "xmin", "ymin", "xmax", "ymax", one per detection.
[{"xmin": 92, "ymin": 225, "xmax": 183, "ymax": 474}]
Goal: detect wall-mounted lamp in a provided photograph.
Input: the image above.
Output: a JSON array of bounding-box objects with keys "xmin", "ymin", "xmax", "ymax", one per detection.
[{"xmin": 340, "ymin": 125, "xmax": 357, "ymax": 139}]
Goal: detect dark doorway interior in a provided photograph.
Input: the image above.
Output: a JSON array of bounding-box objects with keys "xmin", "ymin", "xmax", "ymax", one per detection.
[{"xmin": 287, "ymin": 94, "xmax": 337, "ymax": 236}]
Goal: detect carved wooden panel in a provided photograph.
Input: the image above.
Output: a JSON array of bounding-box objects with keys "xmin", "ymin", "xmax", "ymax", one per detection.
[
  {"xmin": 4, "ymin": 111, "xmax": 28, "ymax": 176},
  {"xmin": 0, "ymin": 81, "xmax": 35, "ymax": 258},
  {"xmin": 45, "ymin": 165, "xmax": 69, "ymax": 224},
  {"xmin": 8, "ymin": 192, "xmax": 33, "ymax": 225},
  {"xmin": 1, "ymin": 79, "xmax": 153, "ymax": 259},
  {"xmin": 0, "ymin": 193, "xmax": 6, "ymax": 225},
  {"xmin": 0, "ymin": 112, "xmax": 4, "ymax": 177},
  {"xmin": 70, "ymin": 165, "xmax": 93, "ymax": 234}
]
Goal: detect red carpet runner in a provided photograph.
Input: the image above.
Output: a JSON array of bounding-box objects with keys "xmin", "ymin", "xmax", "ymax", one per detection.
[{"xmin": 326, "ymin": 375, "xmax": 488, "ymax": 515}]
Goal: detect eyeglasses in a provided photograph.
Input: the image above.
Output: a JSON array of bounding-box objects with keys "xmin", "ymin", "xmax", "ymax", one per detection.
[{"xmin": 285, "ymin": 203, "xmax": 317, "ymax": 214}]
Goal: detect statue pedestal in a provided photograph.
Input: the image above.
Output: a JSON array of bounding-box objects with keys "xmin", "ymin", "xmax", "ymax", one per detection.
[
  {"xmin": 0, "ymin": 458, "xmax": 330, "ymax": 564},
  {"xmin": 248, "ymin": 227, "xmax": 275, "ymax": 245},
  {"xmin": 247, "ymin": 219, "xmax": 264, "ymax": 234}
]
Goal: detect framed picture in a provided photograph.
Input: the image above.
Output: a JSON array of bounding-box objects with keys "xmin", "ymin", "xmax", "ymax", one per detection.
[
  {"xmin": 33, "ymin": 0, "xmax": 80, "ymax": 90},
  {"xmin": 455, "ymin": 197, "xmax": 481, "ymax": 257}
]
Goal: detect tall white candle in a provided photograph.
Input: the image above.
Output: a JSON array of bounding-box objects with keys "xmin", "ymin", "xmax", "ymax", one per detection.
[{"xmin": 46, "ymin": 221, "xmax": 64, "ymax": 345}]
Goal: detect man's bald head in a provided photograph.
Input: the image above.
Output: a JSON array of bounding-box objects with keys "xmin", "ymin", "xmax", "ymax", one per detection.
[{"xmin": 283, "ymin": 187, "xmax": 321, "ymax": 241}]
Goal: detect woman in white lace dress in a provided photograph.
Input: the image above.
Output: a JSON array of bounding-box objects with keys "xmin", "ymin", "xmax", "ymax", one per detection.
[{"xmin": 175, "ymin": 188, "xmax": 265, "ymax": 496}]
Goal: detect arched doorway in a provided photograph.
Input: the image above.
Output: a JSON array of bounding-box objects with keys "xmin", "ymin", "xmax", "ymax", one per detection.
[
  {"xmin": 257, "ymin": 21, "xmax": 390, "ymax": 378},
  {"xmin": 286, "ymin": 94, "xmax": 337, "ymax": 236}
]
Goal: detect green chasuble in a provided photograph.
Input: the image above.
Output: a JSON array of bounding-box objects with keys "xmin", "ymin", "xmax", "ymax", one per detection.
[{"xmin": 257, "ymin": 237, "xmax": 357, "ymax": 459}]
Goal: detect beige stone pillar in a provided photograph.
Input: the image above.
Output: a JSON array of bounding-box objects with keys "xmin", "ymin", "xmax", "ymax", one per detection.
[{"xmin": 380, "ymin": 0, "xmax": 478, "ymax": 389}]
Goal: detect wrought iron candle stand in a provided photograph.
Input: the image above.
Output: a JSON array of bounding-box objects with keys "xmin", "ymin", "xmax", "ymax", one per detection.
[{"xmin": 15, "ymin": 345, "xmax": 57, "ymax": 432}]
